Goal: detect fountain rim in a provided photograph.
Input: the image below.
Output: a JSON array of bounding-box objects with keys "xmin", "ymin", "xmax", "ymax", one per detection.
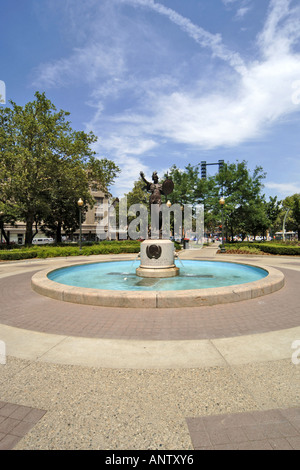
[{"xmin": 31, "ymin": 259, "xmax": 285, "ymax": 309}]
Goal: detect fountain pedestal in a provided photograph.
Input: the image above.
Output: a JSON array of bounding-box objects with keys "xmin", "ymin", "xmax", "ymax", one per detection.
[{"xmin": 136, "ymin": 240, "xmax": 180, "ymax": 278}]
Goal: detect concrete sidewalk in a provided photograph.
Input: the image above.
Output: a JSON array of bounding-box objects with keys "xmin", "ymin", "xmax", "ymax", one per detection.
[
  {"xmin": 0, "ymin": 248, "xmax": 299, "ymax": 450},
  {"xmin": 179, "ymin": 243, "xmax": 220, "ymax": 258}
]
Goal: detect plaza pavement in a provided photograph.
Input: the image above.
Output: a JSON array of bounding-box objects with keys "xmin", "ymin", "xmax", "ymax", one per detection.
[{"xmin": 0, "ymin": 245, "xmax": 299, "ymax": 450}]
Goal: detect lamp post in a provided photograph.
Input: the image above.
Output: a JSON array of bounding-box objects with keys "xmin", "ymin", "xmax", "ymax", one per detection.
[
  {"xmin": 0, "ymin": 211, "xmax": 3, "ymax": 244},
  {"xmin": 282, "ymin": 207, "xmax": 290, "ymax": 241},
  {"xmin": 219, "ymin": 197, "xmax": 226, "ymax": 253},
  {"xmin": 77, "ymin": 198, "xmax": 84, "ymax": 251}
]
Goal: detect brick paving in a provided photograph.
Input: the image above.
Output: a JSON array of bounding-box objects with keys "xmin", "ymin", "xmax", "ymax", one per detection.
[
  {"xmin": 0, "ymin": 256, "xmax": 299, "ymax": 450},
  {"xmin": 186, "ymin": 407, "xmax": 300, "ymax": 450},
  {"xmin": 0, "ymin": 401, "xmax": 46, "ymax": 450},
  {"xmin": 0, "ymin": 267, "xmax": 298, "ymax": 340}
]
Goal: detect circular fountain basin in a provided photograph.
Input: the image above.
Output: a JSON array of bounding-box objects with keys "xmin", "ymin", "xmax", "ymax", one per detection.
[{"xmin": 31, "ymin": 259, "xmax": 284, "ymax": 308}]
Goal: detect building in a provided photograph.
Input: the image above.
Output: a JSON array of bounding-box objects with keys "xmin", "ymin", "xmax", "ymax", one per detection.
[{"xmin": 0, "ymin": 188, "xmax": 110, "ymax": 244}]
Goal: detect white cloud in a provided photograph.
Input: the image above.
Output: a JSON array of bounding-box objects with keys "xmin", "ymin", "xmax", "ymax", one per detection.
[
  {"xmin": 121, "ymin": 0, "xmax": 247, "ymax": 75},
  {"xmin": 222, "ymin": 0, "xmax": 253, "ymax": 20},
  {"xmin": 0, "ymin": 80, "xmax": 6, "ymax": 104},
  {"xmin": 265, "ymin": 181, "xmax": 300, "ymax": 196},
  {"xmin": 222, "ymin": 0, "xmax": 239, "ymax": 5},
  {"xmin": 257, "ymin": 0, "xmax": 300, "ymax": 56},
  {"xmin": 100, "ymin": 0, "xmax": 300, "ymax": 150},
  {"xmin": 88, "ymin": 129, "xmax": 159, "ymax": 197},
  {"xmin": 99, "ymin": 134, "xmax": 158, "ymax": 157},
  {"xmin": 31, "ymin": 0, "xmax": 300, "ymax": 196},
  {"xmin": 235, "ymin": 6, "xmax": 252, "ymax": 19},
  {"xmin": 110, "ymin": 155, "xmax": 150, "ymax": 196},
  {"xmin": 32, "ymin": 43, "xmax": 125, "ymax": 88},
  {"xmin": 103, "ymin": 50, "xmax": 300, "ymax": 149}
]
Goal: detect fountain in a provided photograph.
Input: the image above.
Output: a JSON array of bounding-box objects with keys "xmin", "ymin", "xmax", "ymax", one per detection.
[
  {"xmin": 31, "ymin": 171, "xmax": 285, "ymax": 308},
  {"xmin": 136, "ymin": 171, "xmax": 179, "ymax": 278},
  {"xmin": 136, "ymin": 239, "xmax": 179, "ymax": 278}
]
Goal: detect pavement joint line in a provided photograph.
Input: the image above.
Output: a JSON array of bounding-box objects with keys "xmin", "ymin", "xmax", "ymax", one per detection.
[{"xmin": 31, "ymin": 334, "xmax": 71, "ymax": 363}]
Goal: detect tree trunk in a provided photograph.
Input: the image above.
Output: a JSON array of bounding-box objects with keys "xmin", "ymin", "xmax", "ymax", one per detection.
[
  {"xmin": 33, "ymin": 220, "xmax": 39, "ymax": 240},
  {"xmin": 56, "ymin": 223, "xmax": 62, "ymax": 243},
  {"xmin": 25, "ymin": 215, "xmax": 34, "ymax": 245},
  {"xmin": 0, "ymin": 222, "xmax": 10, "ymax": 245}
]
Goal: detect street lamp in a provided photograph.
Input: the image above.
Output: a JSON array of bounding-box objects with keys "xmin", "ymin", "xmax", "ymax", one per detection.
[
  {"xmin": 282, "ymin": 207, "xmax": 290, "ymax": 241},
  {"xmin": 0, "ymin": 211, "xmax": 3, "ymax": 244},
  {"xmin": 77, "ymin": 198, "xmax": 84, "ymax": 251},
  {"xmin": 219, "ymin": 197, "xmax": 226, "ymax": 253}
]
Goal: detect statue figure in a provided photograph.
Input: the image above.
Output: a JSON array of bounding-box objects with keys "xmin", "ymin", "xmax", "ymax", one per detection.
[
  {"xmin": 140, "ymin": 171, "xmax": 174, "ymax": 238},
  {"xmin": 140, "ymin": 171, "xmax": 163, "ymax": 206}
]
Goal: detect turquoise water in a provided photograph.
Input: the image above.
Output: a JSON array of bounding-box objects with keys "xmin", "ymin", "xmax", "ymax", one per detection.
[{"xmin": 47, "ymin": 260, "xmax": 268, "ymax": 291}]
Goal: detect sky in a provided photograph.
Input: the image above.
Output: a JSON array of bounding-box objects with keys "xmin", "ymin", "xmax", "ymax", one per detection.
[{"xmin": 1, "ymin": 0, "xmax": 300, "ymax": 200}]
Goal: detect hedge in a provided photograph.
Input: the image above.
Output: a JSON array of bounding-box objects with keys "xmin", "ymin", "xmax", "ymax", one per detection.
[
  {"xmin": 223, "ymin": 242, "xmax": 300, "ymax": 256},
  {"xmin": 0, "ymin": 239, "xmax": 182, "ymax": 261},
  {"xmin": 0, "ymin": 241, "xmax": 141, "ymax": 260},
  {"xmin": 251, "ymin": 243, "xmax": 300, "ymax": 256},
  {"xmin": 0, "ymin": 251, "xmax": 39, "ymax": 260},
  {"xmin": 222, "ymin": 245, "xmax": 262, "ymax": 255}
]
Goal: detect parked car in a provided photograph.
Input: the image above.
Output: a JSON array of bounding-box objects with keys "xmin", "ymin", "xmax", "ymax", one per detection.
[{"xmin": 32, "ymin": 238, "xmax": 54, "ymax": 245}]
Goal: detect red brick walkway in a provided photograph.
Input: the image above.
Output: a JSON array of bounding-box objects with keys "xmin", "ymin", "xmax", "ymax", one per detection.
[
  {"xmin": 0, "ymin": 267, "xmax": 299, "ymax": 340},
  {"xmin": 0, "ymin": 401, "xmax": 46, "ymax": 450},
  {"xmin": 186, "ymin": 407, "xmax": 300, "ymax": 450}
]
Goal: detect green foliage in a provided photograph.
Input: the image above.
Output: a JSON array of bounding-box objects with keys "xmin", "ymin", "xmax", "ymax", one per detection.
[
  {"xmin": 252, "ymin": 243, "xmax": 300, "ymax": 256},
  {"xmin": 166, "ymin": 164, "xmax": 203, "ymax": 206},
  {"xmin": 223, "ymin": 241, "xmax": 300, "ymax": 256},
  {"xmin": 0, "ymin": 241, "xmax": 141, "ymax": 260},
  {"xmin": 0, "ymin": 92, "xmax": 120, "ymax": 245},
  {"xmin": 268, "ymin": 240, "xmax": 300, "ymax": 246},
  {"xmin": 281, "ymin": 194, "xmax": 300, "ymax": 238},
  {"xmin": 0, "ymin": 250, "xmax": 38, "ymax": 260},
  {"xmin": 174, "ymin": 241, "xmax": 182, "ymax": 250},
  {"xmin": 214, "ymin": 161, "xmax": 269, "ymax": 240},
  {"xmin": 222, "ymin": 244, "xmax": 262, "ymax": 255},
  {"xmin": 159, "ymin": 160, "xmax": 270, "ymax": 239},
  {"xmin": 151, "ymin": 160, "xmax": 297, "ymax": 242}
]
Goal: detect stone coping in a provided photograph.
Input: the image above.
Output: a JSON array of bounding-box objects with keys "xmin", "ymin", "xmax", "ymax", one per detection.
[{"xmin": 31, "ymin": 259, "xmax": 285, "ymax": 308}]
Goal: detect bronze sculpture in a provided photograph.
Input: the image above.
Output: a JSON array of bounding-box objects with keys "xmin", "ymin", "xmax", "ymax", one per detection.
[
  {"xmin": 140, "ymin": 171, "xmax": 163, "ymax": 205},
  {"xmin": 140, "ymin": 171, "xmax": 174, "ymax": 238}
]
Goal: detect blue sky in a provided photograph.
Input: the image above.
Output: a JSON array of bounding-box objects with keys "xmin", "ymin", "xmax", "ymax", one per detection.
[{"xmin": 1, "ymin": 0, "xmax": 300, "ymax": 200}]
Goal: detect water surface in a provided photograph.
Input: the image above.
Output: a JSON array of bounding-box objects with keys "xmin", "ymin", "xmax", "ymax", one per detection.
[{"xmin": 48, "ymin": 260, "xmax": 268, "ymax": 291}]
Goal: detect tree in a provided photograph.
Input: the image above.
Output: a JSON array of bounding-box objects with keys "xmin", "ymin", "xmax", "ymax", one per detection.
[
  {"xmin": 214, "ymin": 160, "xmax": 267, "ymax": 240},
  {"xmin": 41, "ymin": 156, "xmax": 120, "ymax": 243},
  {"xmin": 166, "ymin": 164, "xmax": 201, "ymax": 206},
  {"xmin": 125, "ymin": 177, "xmax": 150, "ymax": 208},
  {"xmin": 165, "ymin": 164, "xmax": 214, "ymax": 234},
  {"xmin": 0, "ymin": 202, "xmax": 17, "ymax": 244},
  {"xmin": 243, "ymin": 199, "xmax": 270, "ymax": 240},
  {"xmin": 40, "ymin": 157, "xmax": 93, "ymax": 242},
  {"xmin": 265, "ymin": 196, "xmax": 282, "ymax": 237},
  {"xmin": 0, "ymin": 92, "xmax": 120, "ymax": 244},
  {"xmin": 282, "ymin": 194, "xmax": 300, "ymax": 239},
  {"xmin": 119, "ymin": 177, "xmax": 150, "ymax": 234},
  {"xmin": 161, "ymin": 160, "xmax": 268, "ymax": 241}
]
